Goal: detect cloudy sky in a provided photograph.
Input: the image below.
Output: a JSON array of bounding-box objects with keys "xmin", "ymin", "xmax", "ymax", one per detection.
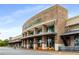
[{"xmin": 0, "ymin": 4, "xmax": 79, "ymax": 39}]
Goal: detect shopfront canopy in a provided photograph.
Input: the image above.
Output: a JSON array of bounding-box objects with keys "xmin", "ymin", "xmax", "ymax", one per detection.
[{"xmin": 61, "ymin": 30, "xmax": 79, "ymax": 36}]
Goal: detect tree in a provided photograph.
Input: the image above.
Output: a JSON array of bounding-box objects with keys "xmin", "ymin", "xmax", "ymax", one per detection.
[
  {"xmin": 3, "ymin": 39, "xmax": 9, "ymax": 46},
  {"xmin": 0, "ymin": 39, "xmax": 9, "ymax": 47}
]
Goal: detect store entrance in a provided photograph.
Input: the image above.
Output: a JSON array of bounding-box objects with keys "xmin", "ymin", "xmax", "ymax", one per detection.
[
  {"xmin": 47, "ymin": 36, "xmax": 55, "ymax": 49},
  {"xmin": 29, "ymin": 38, "xmax": 33, "ymax": 49},
  {"xmin": 37, "ymin": 36, "xmax": 42, "ymax": 49}
]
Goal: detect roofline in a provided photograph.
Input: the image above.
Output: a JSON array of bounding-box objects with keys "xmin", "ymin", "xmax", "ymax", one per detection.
[
  {"xmin": 23, "ymin": 4, "xmax": 68, "ymax": 27},
  {"xmin": 67, "ymin": 15, "xmax": 79, "ymax": 21}
]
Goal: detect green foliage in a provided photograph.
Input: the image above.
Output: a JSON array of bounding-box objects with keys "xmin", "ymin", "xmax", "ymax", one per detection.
[{"xmin": 0, "ymin": 39, "xmax": 9, "ymax": 47}]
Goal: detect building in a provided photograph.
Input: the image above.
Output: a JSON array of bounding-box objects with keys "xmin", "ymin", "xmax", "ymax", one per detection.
[
  {"xmin": 60, "ymin": 16, "xmax": 79, "ymax": 51},
  {"xmin": 9, "ymin": 5, "xmax": 79, "ymax": 51},
  {"xmin": 9, "ymin": 35, "xmax": 22, "ymax": 48}
]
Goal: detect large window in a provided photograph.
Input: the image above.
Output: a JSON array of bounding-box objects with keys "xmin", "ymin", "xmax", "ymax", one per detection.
[
  {"xmin": 74, "ymin": 36, "xmax": 79, "ymax": 46},
  {"xmin": 29, "ymin": 31, "xmax": 34, "ymax": 35},
  {"xmin": 38, "ymin": 37, "xmax": 42, "ymax": 47},
  {"xmin": 47, "ymin": 38, "xmax": 54, "ymax": 48},
  {"xmin": 32, "ymin": 18, "xmax": 42, "ymax": 25},
  {"xmin": 37, "ymin": 29, "xmax": 42, "ymax": 34},
  {"xmin": 23, "ymin": 18, "xmax": 43, "ymax": 30},
  {"xmin": 48, "ymin": 25, "xmax": 54, "ymax": 32}
]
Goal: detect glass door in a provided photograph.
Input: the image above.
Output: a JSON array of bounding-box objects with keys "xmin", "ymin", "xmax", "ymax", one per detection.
[{"xmin": 47, "ymin": 38, "xmax": 54, "ymax": 48}]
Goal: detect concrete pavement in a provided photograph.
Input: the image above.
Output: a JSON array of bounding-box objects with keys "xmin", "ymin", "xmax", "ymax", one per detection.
[
  {"xmin": 0, "ymin": 47, "xmax": 52, "ymax": 55},
  {"xmin": 0, "ymin": 47, "xmax": 79, "ymax": 55}
]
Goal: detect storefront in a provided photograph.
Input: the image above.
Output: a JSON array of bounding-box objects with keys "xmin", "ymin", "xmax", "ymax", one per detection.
[{"xmin": 60, "ymin": 30, "xmax": 79, "ymax": 51}]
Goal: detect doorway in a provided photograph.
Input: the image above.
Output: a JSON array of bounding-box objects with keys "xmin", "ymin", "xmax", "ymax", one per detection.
[
  {"xmin": 29, "ymin": 38, "xmax": 33, "ymax": 49},
  {"xmin": 47, "ymin": 36, "xmax": 55, "ymax": 48},
  {"xmin": 37, "ymin": 36, "xmax": 42, "ymax": 49}
]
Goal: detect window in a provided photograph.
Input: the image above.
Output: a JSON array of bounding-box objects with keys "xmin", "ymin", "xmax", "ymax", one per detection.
[
  {"xmin": 48, "ymin": 25, "xmax": 54, "ymax": 32},
  {"xmin": 47, "ymin": 38, "xmax": 54, "ymax": 48},
  {"xmin": 23, "ymin": 18, "xmax": 43, "ymax": 29},
  {"xmin": 37, "ymin": 29, "xmax": 42, "ymax": 34},
  {"xmin": 74, "ymin": 36, "xmax": 79, "ymax": 46},
  {"xmin": 32, "ymin": 18, "xmax": 42, "ymax": 25},
  {"xmin": 29, "ymin": 31, "xmax": 34, "ymax": 35},
  {"xmin": 38, "ymin": 37, "xmax": 42, "ymax": 47}
]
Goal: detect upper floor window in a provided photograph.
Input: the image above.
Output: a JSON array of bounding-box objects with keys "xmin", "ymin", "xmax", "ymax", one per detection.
[
  {"xmin": 37, "ymin": 29, "xmax": 42, "ymax": 34},
  {"xmin": 29, "ymin": 31, "xmax": 34, "ymax": 35},
  {"xmin": 32, "ymin": 18, "xmax": 42, "ymax": 25},
  {"xmin": 48, "ymin": 25, "xmax": 54, "ymax": 32},
  {"xmin": 23, "ymin": 18, "xmax": 43, "ymax": 30},
  {"xmin": 74, "ymin": 36, "xmax": 79, "ymax": 46}
]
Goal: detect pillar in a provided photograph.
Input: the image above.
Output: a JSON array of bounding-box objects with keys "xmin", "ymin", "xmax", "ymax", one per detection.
[
  {"xmin": 42, "ymin": 25, "xmax": 48, "ymax": 32},
  {"xmin": 33, "ymin": 37, "xmax": 38, "ymax": 50},
  {"xmin": 42, "ymin": 25, "xmax": 48, "ymax": 50},
  {"xmin": 21, "ymin": 40, "xmax": 24, "ymax": 48},
  {"xmin": 26, "ymin": 39, "xmax": 30, "ymax": 49},
  {"xmin": 42, "ymin": 36, "xmax": 47, "ymax": 49},
  {"xmin": 55, "ymin": 35, "xmax": 64, "ymax": 51},
  {"xmin": 53, "ymin": 5, "xmax": 68, "ymax": 51},
  {"xmin": 23, "ymin": 40, "xmax": 26, "ymax": 48},
  {"xmin": 70, "ymin": 36, "xmax": 75, "ymax": 46},
  {"xmin": 27, "ymin": 31, "xmax": 30, "ymax": 36},
  {"xmin": 33, "ymin": 28, "xmax": 38, "ymax": 50},
  {"xmin": 34, "ymin": 27, "xmax": 38, "ymax": 34}
]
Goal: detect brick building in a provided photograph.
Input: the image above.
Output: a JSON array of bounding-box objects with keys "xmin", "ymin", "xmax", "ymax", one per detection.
[{"xmin": 9, "ymin": 5, "xmax": 79, "ymax": 51}]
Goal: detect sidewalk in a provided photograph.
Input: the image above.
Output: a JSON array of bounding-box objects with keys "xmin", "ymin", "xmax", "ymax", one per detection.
[
  {"xmin": 16, "ymin": 48, "xmax": 79, "ymax": 55},
  {"xmin": 30, "ymin": 50, "xmax": 79, "ymax": 55},
  {"xmin": 38, "ymin": 51, "xmax": 79, "ymax": 55}
]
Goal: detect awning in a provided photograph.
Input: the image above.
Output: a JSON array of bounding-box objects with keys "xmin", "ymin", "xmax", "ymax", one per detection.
[
  {"xmin": 22, "ymin": 32, "xmax": 56, "ymax": 39},
  {"xmin": 61, "ymin": 30, "xmax": 79, "ymax": 36},
  {"xmin": 9, "ymin": 39, "xmax": 21, "ymax": 43}
]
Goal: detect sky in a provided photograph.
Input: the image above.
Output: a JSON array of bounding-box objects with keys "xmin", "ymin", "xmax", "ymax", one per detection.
[{"xmin": 0, "ymin": 4, "xmax": 79, "ymax": 40}]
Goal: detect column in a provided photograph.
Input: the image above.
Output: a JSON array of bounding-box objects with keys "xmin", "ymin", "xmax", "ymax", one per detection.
[
  {"xmin": 34, "ymin": 27, "xmax": 38, "ymax": 34},
  {"xmin": 23, "ymin": 32, "xmax": 27, "ymax": 37},
  {"xmin": 33, "ymin": 37, "xmax": 38, "ymax": 50},
  {"xmin": 55, "ymin": 35, "xmax": 64, "ymax": 51},
  {"xmin": 26, "ymin": 39, "xmax": 30, "ymax": 49},
  {"xmin": 42, "ymin": 25, "xmax": 48, "ymax": 50},
  {"xmin": 70, "ymin": 36, "xmax": 75, "ymax": 46},
  {"xmin": 21, "ymin": 40, "xmax": 24, "ymax": 48},
  {"xmin": 27, "ymin": 31, "xmax": 30, "ymax": 36},
  {"xmin": 23, "ymin": 40, "xmax": 26, "ymax": 48},
  {"xmin": 42, "ymin": 36, "xmax": 47, "ymax": 49},
  {"xmin": 33, "ymin": 28, "xmax": 38, "ymax": 50},
  {"xmin": 25, "ymin": 40, "xmax": 27, "ymax": 48},
  {"xmin": 17, "ymin": 43, "xmax": 19, "ymax": 48},
  {"xmin": 42, "ymin": 25, "xmax": 48, "ymax": 32}
]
